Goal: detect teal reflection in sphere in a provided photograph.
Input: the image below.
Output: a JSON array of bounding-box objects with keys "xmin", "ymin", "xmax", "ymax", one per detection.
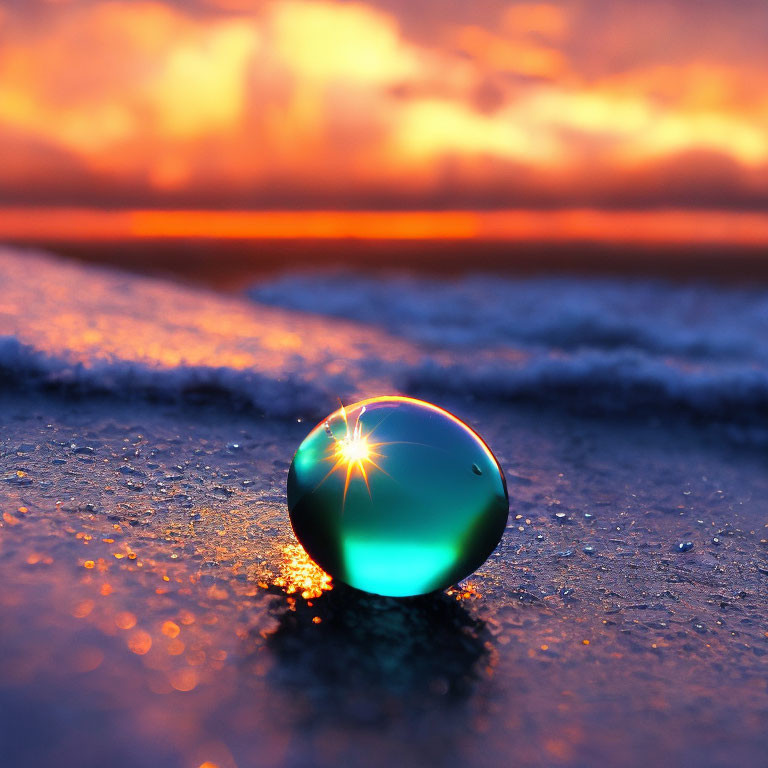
[{"xmin": 287, "ymin": 396, "xmax": 509, "ymax": 597}]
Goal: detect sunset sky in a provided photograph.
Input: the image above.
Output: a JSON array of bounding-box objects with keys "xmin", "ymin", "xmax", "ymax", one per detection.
[{"xmin": 1, "ymin": 0, "xmax": 767, "ymax": 244}]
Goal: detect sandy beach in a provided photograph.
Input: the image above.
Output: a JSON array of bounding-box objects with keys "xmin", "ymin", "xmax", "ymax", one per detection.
[{"xmin": 1, "ymin": 248, "xmax": 767, "ymax": 768}]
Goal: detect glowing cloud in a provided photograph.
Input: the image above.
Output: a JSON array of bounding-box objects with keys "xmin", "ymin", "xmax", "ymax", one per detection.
[{"xmin": 0, "ymin": 0, "xmax": 766, "ymax": 209}]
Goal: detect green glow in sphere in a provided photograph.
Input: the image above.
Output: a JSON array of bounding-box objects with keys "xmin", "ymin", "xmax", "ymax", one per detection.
[{"xmin": 287, "ymin": 396, "xmax": 509, "ymax": 597}]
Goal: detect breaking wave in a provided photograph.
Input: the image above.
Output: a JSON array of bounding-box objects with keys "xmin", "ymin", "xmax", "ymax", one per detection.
[
  {"xmin": 3, "ymin": 246, "xmax": 768, "ymax": 422},
  {"xmin": 250, "ymin": 272, "xmax": 768, "ymax": 420}
]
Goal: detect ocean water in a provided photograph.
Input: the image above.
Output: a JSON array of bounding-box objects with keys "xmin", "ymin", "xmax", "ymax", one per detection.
[
  {"xmin": 3, "ymin": 247, "xmax": 768, "ymax": 426},
  {"xmin": 0, "ymin": 247, "xmax": 412, "ymax": 416},
  {"xmin": 251, "ymin": 271, "xmax": 768, "ymax": 422}
]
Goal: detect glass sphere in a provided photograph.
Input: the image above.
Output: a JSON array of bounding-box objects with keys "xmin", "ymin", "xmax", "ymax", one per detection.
[{"xmin": 287, "ymin": 396, "xmax": 509, "ymax": 597}]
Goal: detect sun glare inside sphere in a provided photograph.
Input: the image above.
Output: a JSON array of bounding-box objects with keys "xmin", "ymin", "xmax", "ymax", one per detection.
[{"xmin": 287, "ymin": 396, "xmax": 509, "ymax": 597}]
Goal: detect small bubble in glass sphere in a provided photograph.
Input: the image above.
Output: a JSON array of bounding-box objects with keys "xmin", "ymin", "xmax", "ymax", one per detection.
[{"xmin": 287, "ymin": 396, "xmax": 509, "ymax": 597}]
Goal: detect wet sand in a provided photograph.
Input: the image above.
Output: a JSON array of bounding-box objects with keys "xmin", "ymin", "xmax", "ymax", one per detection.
[{"xmin": 1, "ymin": 392, "xmax": 766, "ymax": 768}]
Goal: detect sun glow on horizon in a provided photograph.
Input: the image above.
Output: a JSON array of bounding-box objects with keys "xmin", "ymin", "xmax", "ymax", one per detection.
[{"xmin": 4, "ymin": 208, "xmax": 768, "ymax": 248}]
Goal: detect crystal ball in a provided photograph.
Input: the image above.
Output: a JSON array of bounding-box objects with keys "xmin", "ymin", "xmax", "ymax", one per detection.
[{"xmin": 287, "ymin": 396, "xmax": 509, "ymax": 597}]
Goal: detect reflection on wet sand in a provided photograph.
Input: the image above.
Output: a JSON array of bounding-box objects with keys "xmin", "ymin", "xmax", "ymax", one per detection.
[
  {"xmin": 264, "ymin": 541, "xmax": 492, "ymax": 723},
  {"xmin": 261, "ymin": 583, "xmax": 492, "ymax": 718},
  {"xmin": 272, "ymin": 542, "xmax": 333, "ymax": 600},
  {"xmin": 3, "ymin": 392, "xmax": 768, "ymax": 768}
]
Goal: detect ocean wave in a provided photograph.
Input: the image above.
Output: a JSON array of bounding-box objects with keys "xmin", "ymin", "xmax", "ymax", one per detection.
[
  {"xmin": 0, "ymin": 334, "xmax": 332, "ymax": 415},
  {"xmin": 251, "ymin": 271, "xmax": 768, "ymax": 421},
  {"xmin": 0, "ymin": 248, "xmax": 412, "ymax": 417},
  {"xmin": 250, "ymin": 272, "xmax": 768, "ymax": 363},
  {"xmin": 406, "ymin": 348, "xmax": 768, "ymax": 420},
  {"xmin": 3, "ymin": 247, "xmax": 768, "ymax": 423}
]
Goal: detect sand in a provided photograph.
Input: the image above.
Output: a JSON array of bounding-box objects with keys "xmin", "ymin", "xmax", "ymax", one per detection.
[{"xmin": 1, "ymin": 391, "xmax": 767, "ymax": 768}]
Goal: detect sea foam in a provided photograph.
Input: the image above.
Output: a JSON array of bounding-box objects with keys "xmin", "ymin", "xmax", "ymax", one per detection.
[
  {"xmin": 251, "ymin": 272, "xmax": 768, "ymax": 420},
  {"xmin": 3, "ymin": 246, "xmax": 768, "ymax": 422}
]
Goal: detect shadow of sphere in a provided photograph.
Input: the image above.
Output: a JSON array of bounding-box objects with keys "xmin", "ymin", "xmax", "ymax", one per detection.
[{"xmin": 258, "ymin": 584, "xmax": 492, "ymax": 724}]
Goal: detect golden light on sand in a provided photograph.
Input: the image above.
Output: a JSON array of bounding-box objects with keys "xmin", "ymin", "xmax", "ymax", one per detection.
[
  {"xmin": 127, "ymin": 628, "xmax": 153, "ymax": 655},
  {"xmin": 275, "ymin": 543, "xmax": 333, "ymax": 600}
]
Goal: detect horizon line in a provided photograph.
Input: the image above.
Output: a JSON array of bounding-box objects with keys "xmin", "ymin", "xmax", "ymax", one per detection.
[{"xmin": 2, "ymin": 207, "xmax": 768, "ymax": 246}]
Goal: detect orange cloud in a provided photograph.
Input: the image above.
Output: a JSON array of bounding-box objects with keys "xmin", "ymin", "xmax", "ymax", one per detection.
[
  {"xmin": 452, "ymin": 26, "xmax": 567, "ymax": 81},
  {"xmin": 0, "ymin": 3, "xmax": 261, "ymax": 186},
  {"xmin": 0, "ymin": 0, "xmax": 766, "ymax": 208}
]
